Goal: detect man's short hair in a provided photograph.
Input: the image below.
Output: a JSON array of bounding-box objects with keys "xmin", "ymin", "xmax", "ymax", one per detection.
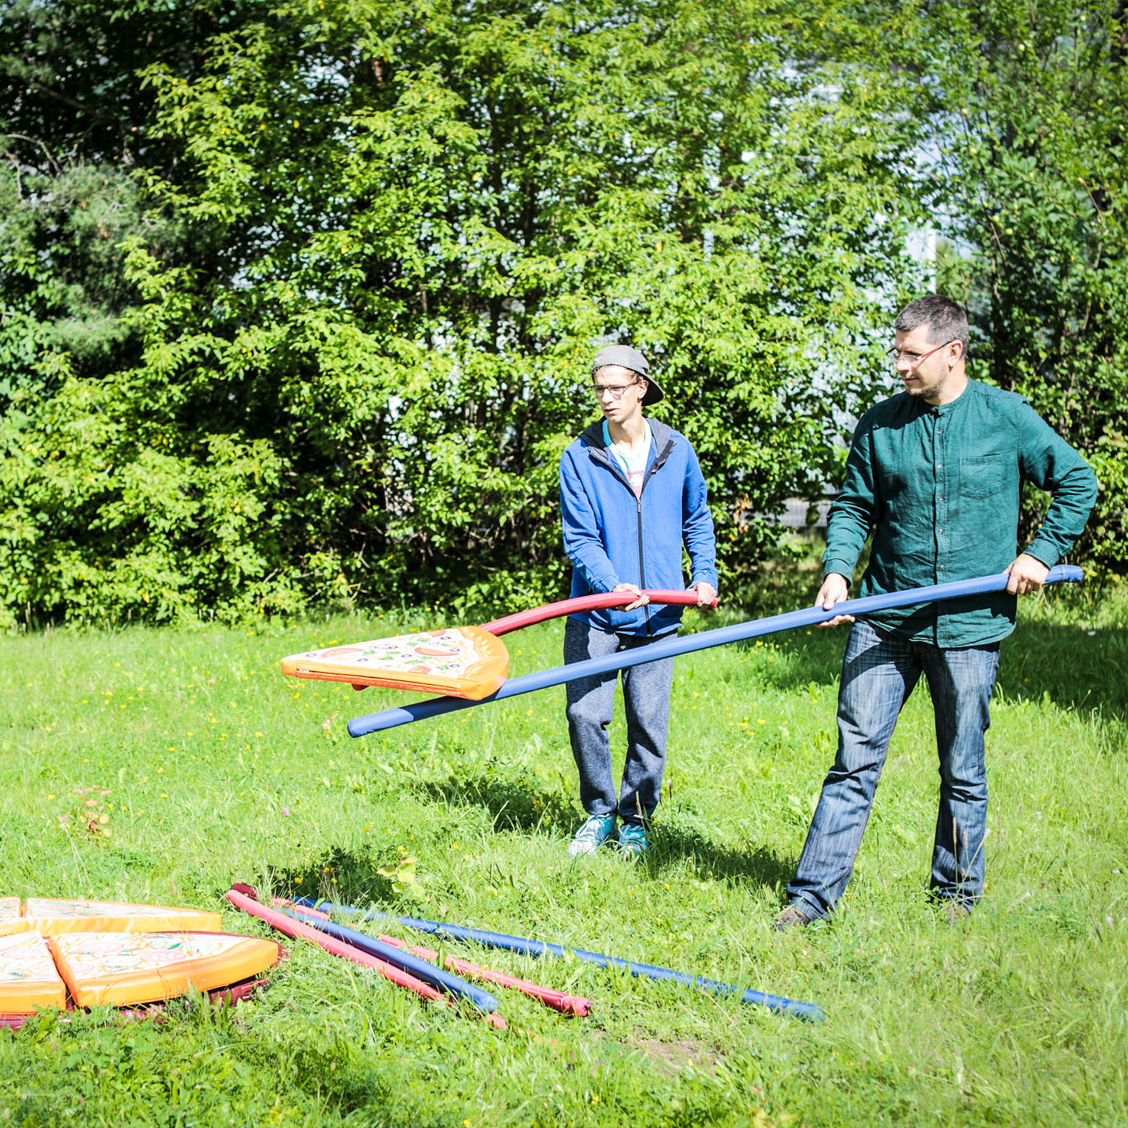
[{"xmin": 894, "ymin": 294, "xmax": 969, "ymax": 355}]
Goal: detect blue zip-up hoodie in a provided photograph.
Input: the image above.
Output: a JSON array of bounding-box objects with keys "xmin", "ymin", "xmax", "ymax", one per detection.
[{"xmin": 559, "ymin": 417, "xmax": 718, "ymax": 636}]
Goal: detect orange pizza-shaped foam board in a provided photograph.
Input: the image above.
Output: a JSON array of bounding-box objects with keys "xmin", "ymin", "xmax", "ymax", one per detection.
[
  {"xmin": 281, "ymin": 625, "xmax": 509, "ymax": 700},
  {"xmin": 49, "ymin": 931, "xmax": 281, "ymax": 1008},
  {"xmin": 0, "ymin": 931, "xmax": 67, "ymax": 1014},
  {"xmin": 0, "ymin": 898, "xmax": 26, "ymax": 939},
  {"xmin": 22, "ymin": 899, "xmax": 222, "ymax": 936}
]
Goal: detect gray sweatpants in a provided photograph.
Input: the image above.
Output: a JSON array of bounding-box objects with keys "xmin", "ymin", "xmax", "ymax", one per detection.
[{"xmin": 563, "ymin": 616, "xmax": 675, "ymax": 826}]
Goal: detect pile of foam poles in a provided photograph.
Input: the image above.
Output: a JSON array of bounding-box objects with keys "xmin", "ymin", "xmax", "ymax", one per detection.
[
  {"xmin": 227, "ymin": 885, "xmax": 505, "ymax": 1027},
  {"xmin": 227, "ymin": 885, "xmax": 593, "ymax": 1027},
  {"xmin": 294, "ymin": 897, "xmax": 825, "ymax": 1023},
  {"xmin": 348, "ymin": 567, "xmax": 1083, "ymax": 736}
]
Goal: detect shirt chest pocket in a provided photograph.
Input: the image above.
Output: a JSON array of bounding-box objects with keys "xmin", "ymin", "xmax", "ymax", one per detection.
[{"xmin": 960, "ymin": 454, "xmax": 1005, "ymax": 499}]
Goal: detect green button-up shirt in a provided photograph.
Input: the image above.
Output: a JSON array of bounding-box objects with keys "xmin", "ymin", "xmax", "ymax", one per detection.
[{"xmin": 823, "ymin": 379, "xmax": 1098, "ymax": 646}]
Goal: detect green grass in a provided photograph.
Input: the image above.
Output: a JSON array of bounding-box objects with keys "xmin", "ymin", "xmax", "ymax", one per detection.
[{"xmin": 1, "ymin": 576, "xmax": 1125, "ymax": 1127}]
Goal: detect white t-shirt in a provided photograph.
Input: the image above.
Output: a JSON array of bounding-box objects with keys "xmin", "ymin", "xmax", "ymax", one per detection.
[{"xmin": 603, "ymin": 421, "xmax": 652, "ymax": 498}]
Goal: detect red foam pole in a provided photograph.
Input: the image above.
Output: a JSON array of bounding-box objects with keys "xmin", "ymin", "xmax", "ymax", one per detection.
[{"xmin": 480, "ymin": 589, "xmax": 709, "ymax": 636}]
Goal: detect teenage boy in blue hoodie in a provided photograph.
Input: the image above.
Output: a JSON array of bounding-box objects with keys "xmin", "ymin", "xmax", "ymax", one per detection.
[{"xmin": 558, "ymin": 345, "xmax": 718, "ymax": 858}]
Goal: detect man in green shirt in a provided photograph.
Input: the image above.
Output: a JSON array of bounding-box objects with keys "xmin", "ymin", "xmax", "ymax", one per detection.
[{"xmin": 777, "ymin": 294, "xmax": 1097, "ymax": 927}]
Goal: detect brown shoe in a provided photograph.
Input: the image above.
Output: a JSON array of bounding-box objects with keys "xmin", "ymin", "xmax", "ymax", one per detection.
[
  {"xmin": 773, "ymin": 905, "xmax": 812, "ymax": 931},
  {"xmin": 943, "ymin": 900, "xmax": 972, "ymax": 925}
]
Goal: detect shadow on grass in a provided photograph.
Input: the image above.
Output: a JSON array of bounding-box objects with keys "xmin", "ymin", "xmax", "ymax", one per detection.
[
  {"xmin": 256, "ymin": 777, "xmax": 794, "ymax": 910},
  {"xmin": 407, "ymin": 770, "xmax": 795, "ymax": 892},
  {"xmin": 993, "ymin": 620, "xmax": 1127, "ymax": 722},
  {"xmin": 649, "ymin": 821, "xmax": 796, "ymax": 891},
  {"xmin": 408, "ymin": 775, "xmax": 577, "ymax": 834},
  {"xmin": 262, "ymin": 845, "xmax": 398, "ymax": 910},
  {"xmin": 252, "ymin": 768, "xmax": 579, "ymax": 909},
  {"xmin": 740, "ymin": 619, "xmax": 1126, "ymax": 727}
]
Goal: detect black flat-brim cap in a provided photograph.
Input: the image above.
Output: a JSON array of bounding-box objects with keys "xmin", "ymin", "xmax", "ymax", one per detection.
[{"xmin": 591, "ymin": 344, "xmax": 664, "ymax": 405}]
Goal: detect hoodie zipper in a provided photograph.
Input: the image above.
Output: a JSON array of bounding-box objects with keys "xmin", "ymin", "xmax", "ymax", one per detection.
[{"xmin": 636, "ymin": 472, "xmax": 652, "ymax": 633}]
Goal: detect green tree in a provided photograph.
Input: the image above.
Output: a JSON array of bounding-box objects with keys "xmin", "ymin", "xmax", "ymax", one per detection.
[
  {"xmin": 0, "ymin": 0, "xmax": 927, "ymax": 627},
  {"xmin": 0, "ymin": 0, "xmax": 275, "ymax": 626}
]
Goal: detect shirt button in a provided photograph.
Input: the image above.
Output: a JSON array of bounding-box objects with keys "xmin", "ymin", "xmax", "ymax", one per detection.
[
  {"xmin": 937, "ymin": 463, "xmax": 943, "ymax": 469},
  {"xmin": 938, "ymin": 528, "xmax": 944, "ymax": 534}
]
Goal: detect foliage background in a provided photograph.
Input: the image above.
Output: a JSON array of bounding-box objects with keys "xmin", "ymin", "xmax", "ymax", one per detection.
[{"xmin": 1, "ymin": 0, "xmax": 1125, "ymax": 629}]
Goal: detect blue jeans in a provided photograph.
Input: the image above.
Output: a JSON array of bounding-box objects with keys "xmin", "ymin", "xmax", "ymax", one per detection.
[
  {"xmin": 787, "ymin": 619, "xmax": 1000, "ymax": 919},
  {"xmin": 563, "ymin": 617, "xmax": 675, "ymax": 825}
]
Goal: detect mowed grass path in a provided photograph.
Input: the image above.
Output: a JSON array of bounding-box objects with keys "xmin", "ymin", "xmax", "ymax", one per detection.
[{"xmin": 1, "ymin": 583, "xmax": 1125, "ymax": 1127}]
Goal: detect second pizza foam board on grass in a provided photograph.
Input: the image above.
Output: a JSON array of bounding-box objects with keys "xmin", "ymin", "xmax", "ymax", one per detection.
[{"xmin": 48, "ymin": 931, "xmax": 281, "ymax": 1007}]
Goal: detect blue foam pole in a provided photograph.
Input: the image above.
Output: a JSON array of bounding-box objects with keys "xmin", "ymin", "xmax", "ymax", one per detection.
[
  {"xmin": 274, "ymin": 905, "xmax": 499, "ymax": 1014},
  {"xmin": 294, "ymin": 897, "xmax": 825, "ymax": 1022},
  {"xmin": 348, "ymin": 566, "xmax": 1083, "ymax": 737}
]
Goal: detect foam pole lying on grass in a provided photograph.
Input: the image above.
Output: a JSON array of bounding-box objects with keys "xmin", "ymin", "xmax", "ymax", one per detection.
[
  {"xmin": 348, "ymin": 566, "xmax": 1083, "ymax": 737},
  {"xmin": 274, "ymin": 905, "xmax": 500, "ymax": 1016},
  {"xmin": 377, "ymin": 933, "xmax": 592, "ymax": 1017},
  {"xmin": 228, "ymin": 886, "xmax": 507, "ymax": 1029},
  {"xmin": 295, "ymin": 898, "xmax": 825, "ymax": 1023}
]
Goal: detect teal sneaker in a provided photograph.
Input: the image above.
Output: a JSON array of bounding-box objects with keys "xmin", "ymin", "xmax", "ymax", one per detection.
[
  {"xmin": 567, "ymin": 814, "xmax": 616, "ymax": 857},
  {"xmin": 617, "ymin": 822, "xmax": 649, "ymax": 857}
]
